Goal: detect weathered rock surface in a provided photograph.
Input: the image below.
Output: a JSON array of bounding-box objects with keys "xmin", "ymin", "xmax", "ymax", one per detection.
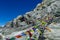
[{"xmin": 0, "ymin": 0, "xmax": 60, "ymax": 40}]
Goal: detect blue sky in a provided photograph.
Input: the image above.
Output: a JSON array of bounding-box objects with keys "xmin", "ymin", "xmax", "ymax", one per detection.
[{"xmin": 0, "ymin": 0, "xmax": 42, "ymax": 26}]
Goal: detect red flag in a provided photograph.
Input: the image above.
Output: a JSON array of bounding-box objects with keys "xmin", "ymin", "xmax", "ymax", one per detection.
[{"xmin": 15, "ymin": 35, "xmax": 22, "ymax": 38}]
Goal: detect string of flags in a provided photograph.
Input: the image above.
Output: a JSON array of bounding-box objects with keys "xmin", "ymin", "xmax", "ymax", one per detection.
[
  {"xmin": 1, "ymin": 13, "xmax": 54, "ymax": 40},
  {"xmin": 5, "ymin": 26, "xmax": 42, "ymax": 40},
  {"xmin": 5, "ymin": 25, "xmax": 52, "ymax": 40}
]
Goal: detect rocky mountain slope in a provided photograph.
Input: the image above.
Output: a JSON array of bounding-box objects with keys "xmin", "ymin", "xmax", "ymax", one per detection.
[
  {"xmin": 0, "ymin": 0, "xmax": 60, "ymax": 40},
  {"xmin": 4, "ymin": 0, "xmax": 60, "ymax": 28}
]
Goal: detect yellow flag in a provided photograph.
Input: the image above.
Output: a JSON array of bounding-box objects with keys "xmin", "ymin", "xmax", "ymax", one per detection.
[
  {"xmin": 30, "ymin": 29, "xmax": 34, "ymax": 33},
  {"xmin": 45, "ymin": 27, "xmax": 51, "ymax": 32},
  {"xmin": 41, "ymin": 21, "xmax": 47, "ymax": 26},
  {"xmin": 37, "ymin": 29, "xmax": 42, "ymax": 34}
]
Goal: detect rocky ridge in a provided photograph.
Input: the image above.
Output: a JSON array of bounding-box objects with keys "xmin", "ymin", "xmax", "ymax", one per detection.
[{"xmin": 0, "ymin": 0, "xmax": 60, "ymax": 40}]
